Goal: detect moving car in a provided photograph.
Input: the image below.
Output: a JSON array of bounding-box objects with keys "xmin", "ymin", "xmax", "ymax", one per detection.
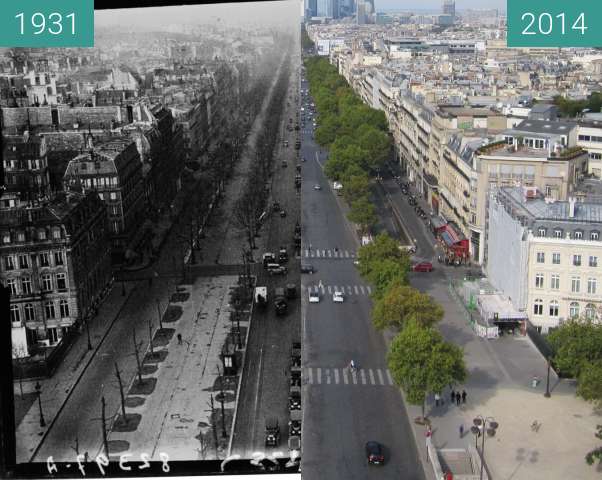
[
  {"xmin": 413, "ymin": 262, "xmax": 433, "ymax": 272},
  {"xmin": 301, "ymin": 263, "xmax": 314, "ymax": 274},
  {"xmin": 332, "ymin": 291, "xmax": 344, "ymax": 303},
  {"xmin": 268, "ymin": 265, "xmax": 288, "ymax": 276},
  {"xmin": 365, "ymin": 441, "xmax": 385, "ymax": 465},
  {"xmin": 308, "ymin": 290, "xmax": 320, "ymax": 303},
  {"xmin": 313, "ymin": 184, "xmax": 321, "ymax": 190}
]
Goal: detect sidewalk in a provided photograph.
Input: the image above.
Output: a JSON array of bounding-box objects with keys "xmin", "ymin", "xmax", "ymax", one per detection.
[
  {"xmin": 380, "ymin": 178, "xmax": 601, "ymax": 480},
  {"xmin": 14, "ymin": 281, "xmax": 137, "ymax": 463},
  {"xmin": 104, "ymin": 276, "xmax": 244, "ymax": 461}
]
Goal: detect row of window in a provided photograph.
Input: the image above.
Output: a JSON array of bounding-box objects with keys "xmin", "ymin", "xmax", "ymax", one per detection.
[
  {"xmin": 536, "ymin": 228, "xmax": 600, "ymax": 241},
  {"xmin": 5, "ymin": 272, "xmax": 68, "ymax": 294},
  {"xmin": 534, "ymin": 273, "xmax": 598, "ymax": 293},
  {"xmin": 10, "ymin": 299, "xmax": 70, "ymax": 324},
  {"xmin": 533, "ymin": 299, "xmax": 598, "ymax": 319},
  {"xmin": 3, "ymin": 251, "xmax": 64, "ymax": 271},
  {"xmin": 578, "ymin": 135, "xmax": 602, "ymax": 143},
  {"xmin": 536, "ymin": 252, "xmax": 598, "ymax": 267},
  {"xmin": 2, "ymin": 228, "xmax": 62, "ymax": 244}
]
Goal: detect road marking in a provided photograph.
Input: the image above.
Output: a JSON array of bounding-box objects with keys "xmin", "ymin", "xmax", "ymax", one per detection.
[
  {"xmin": 304, "ymin": 249, "xmax": 308, "ymax": 257},
  {"xmin": 377, "ymin": 369, "xmax": 385, "ymax": 385},
  {"xmin": 347, "ymin": 285, "xmax": 352, "ymax": 294},
  {"xmin": 321, "ymin": 249, "xmax": 326, "ymax": 257},
  {"xmin": 367, "ymin": 286, "xmax": 372, "ymax": 295},
  {"xmin": 315, "ymin": 250, "xmax": 320, "ymax": 258},
  {"xmin": 327, "ymin": 250, "xmax": 332, "ymax": 257},
  {"xmin": 386, "ymin": 370, "xmax": 394, "ymax": 386},
  {"xmin": 369, "ymin": 369, "xmax": 375, "ymax": 384},
  {"xmin": 308, "ymin": 367, "xmax": 313, "ymax": 384},
  {"xmin": 327, "ymin": 285, "xmax": 331, "ymax": 294},
  {"xmin": 361, "ymin": 369, "xmax": 367, "ymax": 385},
  {"xmin": 320, "ymin": 285, "xmax": 325, "ymax": 294},
  {"xmin": 360, "ymin": 286, "xmax": 365, "ymax": 294},
  {"xmin": 354, "ymin": 286, "xmax": 359, "ymax": 294},
  {"xmin": 326, "ymin": 368, "xmax": 331, "ymax": 385},
  {"xmin": 334, "ymin": 368, "xmax": 339, "ymax": 384},
  {"xmin": 343, "ymin": 369, "xmax": 349, "ymax": 385},
  {"xmin": 317, "ymin": 367, "xmax": 322, "ymax": 384},
  {"xmin": 352, "ymin": 371, "xmax": 358, "ymax": 385}
]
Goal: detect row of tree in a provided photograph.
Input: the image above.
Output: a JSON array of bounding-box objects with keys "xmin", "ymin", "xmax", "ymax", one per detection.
[
  {"xmin": 553, "ymin": 91, "xmax": 602, "ymax": 118},
  {"xmin": 546, "ymin": 319, "xmax": 602, "ymax": 465},
  {"xmin": 303, "ymin": 57, "xmax": 391, "ymax": 233},
  {"xmin": 356, "ymin": 233, "xmax": 467, "ymax": 421}
]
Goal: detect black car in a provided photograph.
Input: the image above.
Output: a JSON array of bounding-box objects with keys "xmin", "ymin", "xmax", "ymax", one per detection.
[
  {"xmin": 365, "ymin": 441, "xmax": 385, "ymax": 465},
  {"xmin": 301, "ymin": 263, "xmax": 314, "ymax": 274}
]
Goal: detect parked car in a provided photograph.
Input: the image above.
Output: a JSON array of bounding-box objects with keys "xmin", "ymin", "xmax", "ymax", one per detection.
[
  {"xmin": 308, "ymin": 290, "xmax": 320, "ymax": 303},
  {"xmin": 413, "ymin": 262, "xmax": 433, "ymax": 272},
  {"xmin": 365, "ymin": 441, "xmax": 385, "ymax": 465},
  {"xmin": 301, "ymin": 263, "xmax": 314, "ymax": 274},
  {"xmin": 269, "ymin": 265, "xmax": 288, "ymax": 276}
]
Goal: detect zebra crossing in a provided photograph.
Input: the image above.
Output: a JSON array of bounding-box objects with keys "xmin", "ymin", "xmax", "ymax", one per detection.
[
  {"xmin": 304, "ymin": 367, "xmax": 395, "ymax": 387},
  {"xmin": 304, "ymin": 249, "xmax": 356, "ymax": 259},
  {"xmin": 303, "ymin": 284, "xmax": 372, "ymax": 296}
]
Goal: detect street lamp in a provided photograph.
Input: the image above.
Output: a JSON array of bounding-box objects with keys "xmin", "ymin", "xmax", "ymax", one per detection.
[
  {"xmin": 120, "ymin": 267, "xmax": 126, "ymax": 296},
  {"xmin": 470, "ymin": 416, "xmax": 498, "ymax": 480},
  {"xmin": 544, "ymin": 356, "xmax": 552, "ymax": 398},
  {"xmin": 34, "ymin": 381, "xmax": 46, "ymax": 427},
  {"xmin": 86, "ymin": 316, "xmax": 92, "ymax": 351}
]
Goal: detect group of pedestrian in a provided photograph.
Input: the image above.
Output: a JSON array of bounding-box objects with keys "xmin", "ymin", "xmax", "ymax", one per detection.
[{"xmin": 434, "ymin": 388, "xmax": 468, "ymax": 407}]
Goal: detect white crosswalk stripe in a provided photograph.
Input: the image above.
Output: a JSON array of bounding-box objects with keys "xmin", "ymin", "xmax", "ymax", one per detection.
[
  {"xmin": 305, "ymin": 284, "xmax": 372, "ymax": 297},
  {"xmin": 303, "ymin": 249, "xmax": 357, "ymax": 259},
  {"xmin": 303, "ymin": 367, "xmax": 396, "ymax": 387},
  {"xmin": 360, "ymin": 286, "xmax": 366, "ymax": 294},
  {"xmin": 327, "ymin": 285, "xmax": 332, "ymax": 294},
  {"xmin": 367, "ymin": 286, "xmax": 372, "ymax": 295}
]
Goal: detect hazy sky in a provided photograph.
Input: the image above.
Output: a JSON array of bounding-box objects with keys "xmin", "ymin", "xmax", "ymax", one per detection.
[
  {"xmin": 375, "ymin": 0, "xmax": 505, "ymax": 11},
  {"xmin": 95, "ymin": 1, "xmax": 298, "ymax": 31}
]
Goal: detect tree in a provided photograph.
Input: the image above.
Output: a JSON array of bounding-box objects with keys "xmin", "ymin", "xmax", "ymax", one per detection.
[
  {"xmin": 576, "ymin": 360, "xmax": 602, "ymax": 407},
  {"xmin": 548, "ymin": 319, "xmax": 602, "ymax": 378},
  {"xmin": 365, "ymin": 258, "xmax": 409, "ymax": 299},
  {"xmin": 347, "ymin": 196, "xmax": 377, "ymax": 233},
  {"xmin": 342, "ymin": 173, "xmax": 371, "ymax": 204},
  {"xmin": 314, "ymin": 114, "xmax": 340, "ymax": 146},
  {"xmin": 324, "ymin": 144, "xmax": 367, "ymax": 180},
  {"xmin": 357, "ymin": 232, "xmax": 404, "ymax": 277},
  {"xmin": 372, "ymin": 284, "xmax": 443, "ymax": 331},
  {"xmin": 388, "ymin": 320, "xmax": 466, "ymax": 421},
  {"xmin": 356, "ymin": 125, "xmax": 391, "ymax": 171}
]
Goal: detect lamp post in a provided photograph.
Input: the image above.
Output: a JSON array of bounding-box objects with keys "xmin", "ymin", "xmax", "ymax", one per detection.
[
  {"xmin": 544, "ymin": 356, "xmax": 551, "ymax": 398},
  {"xmin": 470, "ymin": 416, "xmax": 498, "ymax": 480},
  {"xmin": 34, "ymin": 381, "xmax": 46, "ymax": 427},
  {"xmin": 86, "ymin": 316, "xmax": 92, "ymax": 351},
  {"xmin": 120, "ymin": 267, "xmax": 126, "ymax": 296}
]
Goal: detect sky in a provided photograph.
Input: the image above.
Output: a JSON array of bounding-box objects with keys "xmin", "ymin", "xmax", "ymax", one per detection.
[
  {"xmin": 375, "ymin": 0, "xmax": 505, "ymax": 11},
  {"xmin": 95, "ymin": 1, "xmax": 298, "ymax": 31}
]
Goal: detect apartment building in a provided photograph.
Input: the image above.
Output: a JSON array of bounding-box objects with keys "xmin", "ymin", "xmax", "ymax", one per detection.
[
  {"xmin": 488, "ymin": 187, "xmax": 602, "ymax": 333},
  {"xmin": 1, "ymin": 191, "xmax": 111, "ymax": 357}
]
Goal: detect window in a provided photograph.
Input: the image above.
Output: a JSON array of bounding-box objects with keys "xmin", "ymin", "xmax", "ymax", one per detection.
[
  {"xmin": 536, "ymin": 252, "xmax": 545, "ymax": 263},
  {"xmin": 52, "ymin": 228, "xmax": 61, "ymax": 240},
  {"xmin": 39, "ymin": 253, "xmax": 50, "ymax": 267},
  {"xmin": 21, "ymin": 276, "xmax": 32, "ymax": 295},
  {"xmin": 56, "ymin": 273, "xmax": 67, "ymax": 290},
  {"xmin": 571, "ymin": 276, "xmax": 581, "ymax": 293},
  {"xmin": 2, "ymin": 232, "xmax": 10, "ymax": 244},
  {"xmin": 110, "ymin": 192, "xmax": 117, "ymax": 200},
  {"xmin": 54, "ymin": 251, "xmax": 64, "ymax": 265},
  {"xmin": 41, "ymin": 274, "xmax": 52, "ymax": 291},
  {"xmin": 554, "ymin": 229, "xmax": 563, "ymax": 238},
  {"xmin": 59, "ymin": 299, "xmax": 70, "ymax": 318},
  {"xmin": 569, "ymin": 302, "xmax": 580, "ymax": 318},
  {"xmin": 592, "ymin": 231, "xmax": 600, "ymax": 241},
  {"xmin": 10, "ymin": 305, "xmax": 20, "ymax": 324},
  {"xmin": 535, "ymin": 274, "xmax": 544, "ymax": 288},
  {"xmin": 551, "ymin": 274, "xmax": 560, "ymax": 290},
  {"xmin": 538, "ymin": 228, "xmax": 546, "ymax": 237},
  {"xmin": 549, "ymin": 300, "xmax": 559, "ymax": 317},
  {"xmin": 574, "ymin": 230, "xmax": 583, "ymax": 240},
  {"xmin": 3, "ymin": 256, "xmax": 14, "ymax": 270},
  {"xmin": 552, "ymin": 253, "xmax": 561, "ymax": 264},
  {"xmin": 588, "ymin": 278, "xmax": 597, "ymax": 295},
  {"xmin": 18, "ymin": 255, "xmax": 29, "ymax": 269},
  {"xmin": 17, "ymin": 232, "xmax": 25, "ymax": 242},
  {"xmin": 24, "ymin": 303, "xmax": 34, "ymax": 321},
  {"xmin": 44, "ymin": 301, "xmax": 55, "ymax": 319},
  {"xmin": 38, "ymin": 229, "xmax": 46, "ymax": 240},
  {"xmin": 574, "ymin": 255, "xmax": 582, "ymax": 266},
  {"xmin": 585, "ymin": 304, "xmax": 597, "ymax": 320},
  {"xmin": 591, "ymin": 256, "xmax": 599, "ymax": 267},
  {"xmin": 6, "ymin": 278, "xmax": 17, "ymax": 295},
  {"xmin": 533, "ymin": 299, "xmax": 543, "ymax": 315}
]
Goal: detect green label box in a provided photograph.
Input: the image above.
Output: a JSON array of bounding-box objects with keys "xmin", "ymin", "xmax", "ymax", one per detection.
[{"xmin": 0, "ymin": 0, "xmax": 94, "ymax": 47}]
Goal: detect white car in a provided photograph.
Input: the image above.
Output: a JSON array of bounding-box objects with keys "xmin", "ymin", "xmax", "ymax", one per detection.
[
  {"xmin": 313, "ymin": 184, "xmax": 321, "ymax": 190},
  {"xmin": 333, "ymin": 291, "xmax": 344, "ymax": 303},
  {"xmin": 309, "ymin": 291, "xmax": 320, "ymax": 303}
]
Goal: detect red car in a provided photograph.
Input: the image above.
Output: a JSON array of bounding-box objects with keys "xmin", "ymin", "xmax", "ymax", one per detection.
[{"xmin": 413, "ymin": 262, "xmax": 433, "ymax": 272}]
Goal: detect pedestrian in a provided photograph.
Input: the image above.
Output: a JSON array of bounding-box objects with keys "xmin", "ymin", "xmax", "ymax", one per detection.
[
  {"xmin": 455, "ymin": 391, "xmax": 461, "ymax": 406},
  {"xmin": 459, "ymin": 424, "xmax": 464, "ymax": 438},
  {"xmin": 450, "ymin": 389, "xmax": 455, "ymax": 404},
  {"xmin": 462, "ymin": 390, "xmax": 467, "ymax": 404},
  {"xmin": 434, "ymin": 393, "xmax": 440, "ymax": 407},
  {"xmin": 177, "ymin": 333, "xmax": 182, "ymax": 345},
  {"xmin": 84, "ymin": 451, "xmax": 89, "ymax": 462}
]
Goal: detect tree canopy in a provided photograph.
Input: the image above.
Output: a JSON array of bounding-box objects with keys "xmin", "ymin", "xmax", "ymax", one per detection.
[
  {"xmin": 347, "ymin": 196, "xmax": 377, "ymax": 233},
  {"xmin": 372, "ymin": 284, "xmax": 443, "ymax": 331},
  {"xmin": 548, "ymin": 319, "xmax": 602, "ymax": 378}
]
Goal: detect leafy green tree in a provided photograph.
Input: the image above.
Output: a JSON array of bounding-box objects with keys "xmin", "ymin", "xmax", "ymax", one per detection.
[
  {"xmin": 548, "ymin": 320, "xmax": 602, "ymax": 378},
  {"xmin": 586, "ymin": 426, "xmax": 602, "ymax": 466},
  {"xmin": 357, "ymin": 232, "xmax": 403, "ymax": 275},
  {"xmin": 388, "ymin": 320, "xmax": 467, "ymax": 420},
  {"xmin": 340, "ymin": 163, "xmax": 367, "ymax": 183},
  {"xmin": 356, "ymin": 125, "xmax": 391, "ymax": 170},
  {"xmin": 314, "ymin": 114, "xmax": 340, "ymax": 146},
  {"xmin": 347, "ymin": 196, "xmax": 377, "ymax": 233},
  {"xmin": 365, "ymin": 258, "xmax": 409, "ymax": 299},
  {"xmin": 372, "ymin": 284, "xmax": 443, "ymax": 331},
  {"xmin": 577, "ymin": 360, "xmax": 602, "ymax": 407},
  {"xmin": 342, "ymin": 173, "xmax": 371, "ymax": 203}
]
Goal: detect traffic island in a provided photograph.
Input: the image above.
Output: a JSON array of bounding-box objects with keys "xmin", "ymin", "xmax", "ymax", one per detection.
[
  {"xmin": 152, "ymin": 328, "xmax": 175, "ymax": 347},
  {"xmin": 125, "ymin": 396, "xmax": 146, "ymax": 408},
  {"xmin": 108, "ymin": 440, "xmax": 130, "ymax": 455},
  {"xmin": 128, "ymin": 377, "xmax": 157, "ymax": 395},
  {"xmin": 144, "ymin": 350, "xmax": 168, "ymax": 363},
  {"xmin": 162, "ymin": 305, "xmax": 183, "ymax": 323},
  {"xmin": 112, "ymin": 413, "xmax": 142, "ymax": 432},
  {"xmin": 171, "ymin": 292, "xmax": 190, "ymax": 303}
]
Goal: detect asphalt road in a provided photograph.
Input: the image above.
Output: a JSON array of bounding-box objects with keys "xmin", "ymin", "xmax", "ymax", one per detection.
[{"xmin": 299, "ymin": 76, "xmax": 425, "ymax": 480}]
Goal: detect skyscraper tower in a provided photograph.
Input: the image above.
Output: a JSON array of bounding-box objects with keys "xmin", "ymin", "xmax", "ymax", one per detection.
[{"xmin": 442, "ymin": 0, "xmax": 455, "ymax": 18}]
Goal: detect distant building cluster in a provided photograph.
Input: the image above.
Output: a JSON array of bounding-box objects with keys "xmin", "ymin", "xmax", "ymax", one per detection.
[
  {"xmin": 1, "ymin": 27, "xmax": 268, "ymax": 359},
  {"xmin": 307, "ymin": 16, "xmax": 602, "ymax": 332}
]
